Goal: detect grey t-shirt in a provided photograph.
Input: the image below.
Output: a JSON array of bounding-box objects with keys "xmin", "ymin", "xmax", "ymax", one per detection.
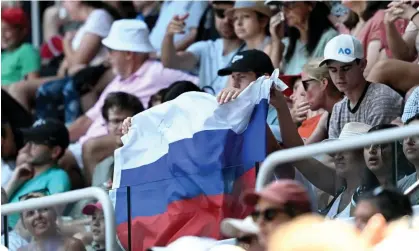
[
  {"xmin": 329, "ymin": 83, "xmax": 403, "ymax": 139},
  {"xmin": 398, "ymin": 173, "xmax": 419, "ymax": 205}
]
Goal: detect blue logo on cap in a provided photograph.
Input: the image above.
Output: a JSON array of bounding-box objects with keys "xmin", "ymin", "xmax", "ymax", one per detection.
[{"xmin": 338, "ymin": 48, "xmax": 352, "ymax": 55}]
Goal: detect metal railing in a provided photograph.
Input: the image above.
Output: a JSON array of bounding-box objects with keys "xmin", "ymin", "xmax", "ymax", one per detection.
[
  {"xmin": 256, "ymin": 124, "xmax": 419, "ymax": 190},
  {"xmin": 1, "ymin": 187, "xmax": 116, "ymax": 251}
]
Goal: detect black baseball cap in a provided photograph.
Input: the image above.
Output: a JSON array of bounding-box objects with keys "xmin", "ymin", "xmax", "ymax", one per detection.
[
  {"xmin": 218, "ymin": 49, "xmax": 274, "ymax": 76},
  {"xmin": 20, "ymin": 119, "xmax": 70, "ymax": 150}
]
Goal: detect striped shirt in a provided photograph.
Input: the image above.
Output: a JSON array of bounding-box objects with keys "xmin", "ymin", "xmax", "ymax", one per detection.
[{"xmin": 329, "ymin": 83, "xmax": 403, "ymax": 139}]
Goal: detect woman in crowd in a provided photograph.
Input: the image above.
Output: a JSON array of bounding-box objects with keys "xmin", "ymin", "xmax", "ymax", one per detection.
[
  {"xmin": 243, "ymin": 180, "xmax": 311, "ymax": 248},
  {"xmin": 7, "ymin": 0, "xmax": 120, "ymax": 111},
  {"xmin": 289, "ymin": 77, "xmax": 324, "ymax": 142},
  {"xmin": 354, "ymin": 187, "xmax": 413, "ymax": 231},
  {"xmin": 226, "ymin": 1, "xmax": 272, "ymax": 56},
  {"xmin": 363, "ymin": 124, "xmax": 415, "ymax": 189},
  {"xmin": 399, "ymin": 114, "xmax": 419, "ymax": 205},
  {"xmin": 342, "ymin": 1, "xmax": 408, "ymax": 76},
  {"xmin": 368, "ymin": 2, "xmax": 419, "ymax": 94},
  {"xmin": 270, "ymin": 1, "xmax": 338, "ymax": 74},
  {"xmin": 17, "ymin": 191, "xmax": 86, "ymax": 251},
  {"xmin": 2, "ymin": 7, "xmax": 41, "ymax": 87},
  {"xmin": 300, "ymin": 58, "xmax": 343, "ymax": 144},
  {"xmin": 272, "ymin": 88, "xmax": 371, "ymax": 218}
]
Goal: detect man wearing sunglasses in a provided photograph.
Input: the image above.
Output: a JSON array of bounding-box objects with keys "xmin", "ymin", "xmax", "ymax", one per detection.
[
  {"xmin": 4, "ymin": 119, "xmax": 71, "ymax": 228},
  {"xmin": 243, "ymin": 180, "xmax": 312, "ymax": 248},
  {"xmin": 161, "ymin": 1, "xmax": 243, "ymax": 95}
]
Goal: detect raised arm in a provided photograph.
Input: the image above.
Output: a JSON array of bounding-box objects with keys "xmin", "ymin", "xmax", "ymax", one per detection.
[
  {"xmin": 161, "ymin": 14, "xmax": 199, "ymax": 70},
  {"xmin": 385, "ymin": 2, "xmax": 418, "ymax": 61},
  {"xmin": 270, "ymin": 87, "xmax": 337, "ymax": 195}
]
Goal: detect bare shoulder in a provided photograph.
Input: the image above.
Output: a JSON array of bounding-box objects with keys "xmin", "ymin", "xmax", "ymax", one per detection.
[{"xmin": 65, "ymin": 236, "xmax": 87, "ymax": 251}]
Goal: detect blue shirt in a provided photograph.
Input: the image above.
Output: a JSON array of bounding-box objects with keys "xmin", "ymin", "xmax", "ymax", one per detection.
[{"xmin": 8, "ymin": 166, "xmax": 71, "ymax": 228}]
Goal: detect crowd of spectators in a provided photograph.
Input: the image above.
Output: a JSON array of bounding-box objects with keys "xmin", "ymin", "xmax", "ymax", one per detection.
[{"xmin": 2, "ymin": 0, "xmax": 419, "ymax": 251}]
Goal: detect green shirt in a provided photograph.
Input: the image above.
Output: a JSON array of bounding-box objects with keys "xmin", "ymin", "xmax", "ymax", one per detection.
[
  {"xmin": 1, "ymin": 43, "xmax": 41, "ymax": 86},
  {"xmin": 282, "ymin": 28, "xmax": 339, "ymax": 75},
  {"xmin": 8, "ymin": 166, "xmax": 71, "ymax": 228}
]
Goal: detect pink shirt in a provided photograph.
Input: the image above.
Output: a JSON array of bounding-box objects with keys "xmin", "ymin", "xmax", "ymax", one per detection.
[
  {"xmin": 357, "ymin": 10, "xmax": 408, "ymax": 58},
  {"xmin": 79, "ymin": 60, "xmax": 198, "ymax": 145}
]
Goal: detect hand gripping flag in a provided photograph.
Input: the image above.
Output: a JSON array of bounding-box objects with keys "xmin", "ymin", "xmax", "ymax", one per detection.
[{"xmin": 111, "ymin": 72, "xmax": 283, "ymax": 250}]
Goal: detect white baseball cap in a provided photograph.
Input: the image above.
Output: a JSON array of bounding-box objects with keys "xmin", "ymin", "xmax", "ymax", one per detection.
[
  {"xmin": 220, "ymin": 216, "xmax": 259, "ymax": 238},
  {"xmin": 102, "ymin": 19, "xmax": 155, "ymax": 53},
  {"xmin": 319, "ymin": 34, "xmax": 364, "ymax": 66}
]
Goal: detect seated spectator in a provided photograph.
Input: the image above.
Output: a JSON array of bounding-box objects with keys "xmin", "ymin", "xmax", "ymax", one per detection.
[
  {"xmin": 354, "ymin": 187, "xmax": 413, "ymax": 231},
  {"xmin": 149, "ymin": 0, "xmax": 209, "ymax": 52},
  {"xmin": 226, "ymin": 2, "xmax": 273, "ymax": 61},
  {"xmin": 162, "ymin": 1, "xmax": 242, "ymax": 95},
  {"xmin": 289, "ymin": 77, "xmax": 324, "ymax": 142},
  {"xmin": 7, "ymin": 0, "xmax": 120, "ymax": 112},
  {"xmin": 17, "ymin": 192, "xmax": 86, "ymax": 251},
  {"xmin": 82, "ymin": 92, "xmax": 144, "ymax": 184},
  {"xmin": 4, "ymin": 119, "xmax": 71, "ymax": 228},
  {"xmin": 1, "ymin": 187, "xmax": 28, "ymax": 251},
  {"xmin": 216, "ymin": 50, "xmax": 281, "ymax": 140},
  {"xmin": 399, "ymin": 114, "xmax": 419, "ymax": 205},
  {"xmin": 368, "ymin": 2, "xmax": 419, "ymax": 94},
  {"xmin": 81, "ymin": 202, "xmax": 106, "ymax": 251},
  {"xmin": 243, "ymin": 180, "xmax": 311, "ymax": 248},
  {"xmin": 60, "ymin": 19, "xmax": 197, "ymax": 186},
  {"xmin": 301, "ymin": 58, "xmax": 343, "ymax": 144},
  {"xmin": 269, "ymin": 1, "xmax": 338, "ymax": 73},
  {"xmin": 220, "ymin": 216, "xmax": 259, "ymax": 251},
  {"xmin": 35, "ymin": 64, "xmax": 111, "ymax": 125},
  {"xmin": 320, "ymin": 34, "xmax": 403, "ymax": 139},
  {"xmin": 1, "ymin": 7, "xmax": 41, "ymax": 87},
  {"xmin": 363, "ymin": 124, "xmax": 415, "ymax": 188},
  {"xmin": 318, "ymin": 123, "xmax": 371, "ymax": 219},
  {"xmin": 274, "ymin": 96, "xmax": 372, "ymax": 219},
  {"xmin": 342, "ymin": 1, "xmax": 408, "ymax": 76}
]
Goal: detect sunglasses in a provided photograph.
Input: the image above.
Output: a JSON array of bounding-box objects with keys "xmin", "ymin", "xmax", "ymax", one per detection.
[
  {"xmin": 213, "ymin": 8, "xmax": 226, "ymax": 19},
  {"xmin": 18, "ymin": 188, "xmax": 50, "ymax": 201},
  {"xmin": 302, "ymin": 78, "xmax": 317, "ymax": 91},
  {"xmin": 251, "ymin": 208, "xmax": 282, "ymax": 222}
]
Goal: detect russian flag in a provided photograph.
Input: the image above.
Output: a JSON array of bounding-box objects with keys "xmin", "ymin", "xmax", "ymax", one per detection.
[{"xmin": 111, "ymin": 75, "xmax": 273, "ymax": 251}]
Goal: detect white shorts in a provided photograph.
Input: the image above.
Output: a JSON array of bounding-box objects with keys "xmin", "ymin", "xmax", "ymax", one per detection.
[{"xmin": 68, "ymin": 142, "xmax": 84, "ymax": 169}]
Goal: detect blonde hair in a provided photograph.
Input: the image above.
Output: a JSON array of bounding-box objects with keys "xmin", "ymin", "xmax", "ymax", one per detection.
[
  {"xmin": 302, "ymin": 58, "xmax": 331, "ymax": 81},
  {"xmin": 302, "ymin": 58, "xmax": 342, "ymax": 97}
]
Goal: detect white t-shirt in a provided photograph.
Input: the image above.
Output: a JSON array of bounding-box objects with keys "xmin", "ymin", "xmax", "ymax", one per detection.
[
  {"xmin": 187, "ymin": 39, "xmax": 240, "ymax": 95},
  {"xmin": 149, "ymin": 1, "xmax": 208, "ymax": 51},
  {"xmin": 71, "ymin": 9, "xmax": 114, "ymax": 66},
  {"xmin": 1, "ymin": 159, "xmax": 14, "ymax": 187},
  {"xmin": 1, "ymin": 231, "xmax": 28, "ymax": 251}
]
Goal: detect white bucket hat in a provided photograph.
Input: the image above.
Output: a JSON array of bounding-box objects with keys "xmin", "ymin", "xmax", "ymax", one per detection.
[
  {"xmin": 328, "ymin": 122, "xmax": 372, "ymax": 141},
  {"xmin": 220, "ymin": 216, "xmax": 259, "ymax": 238},
  {"xmin": 323, "ymin": 122, "xmax": 372, "ymax": 156},
  {"xmin": 102, "ymin": 19, "xmax": 155, "ymax": 53}
]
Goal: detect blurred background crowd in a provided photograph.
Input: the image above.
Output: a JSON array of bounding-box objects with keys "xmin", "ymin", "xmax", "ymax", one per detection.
[{"xmin": 1, "ymin": 0, "xmax": 419, "ymax": 251}]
